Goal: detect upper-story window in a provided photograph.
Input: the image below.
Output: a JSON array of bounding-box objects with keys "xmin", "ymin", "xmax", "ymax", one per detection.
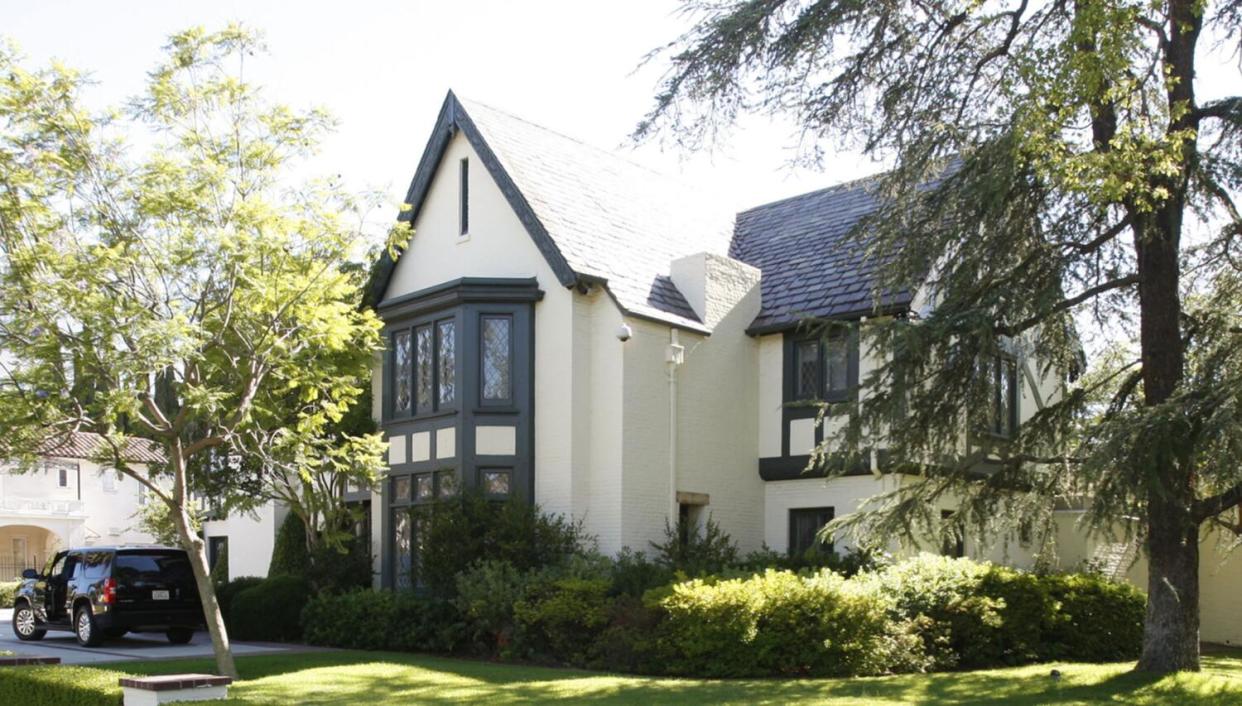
[
  {"xmin": 57, "ymin": 467, "xmax": 68, "ymax": 488},
  {"xmin": 391, "ymin": 317, "xmax": 457, "ymax": 418},
  {"xmin": 481, "ymin": 315, "xmax": 512, "ymax": 403},
  {"xmin": 459, "ymin": 158, "xmax": 469, "ymax": 236},
  {"xmin": 979, "ymin": 353, "xmax": 1019, "ymax": 438},
  {"xmin": 792, "ymin": 333, "xmax": 852, "ymax": 402}
]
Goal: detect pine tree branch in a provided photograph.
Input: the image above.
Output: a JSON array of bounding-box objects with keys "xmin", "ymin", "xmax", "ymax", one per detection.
[
  {"xmin": 1195, "ymin": 482, "xmax": 1242, "ymax": 523},
  {"xmin": 995, "ymin": 274, "xmax": 1140, "ymax": 336}
]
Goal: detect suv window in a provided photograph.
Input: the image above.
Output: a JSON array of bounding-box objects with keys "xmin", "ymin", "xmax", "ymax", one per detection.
[
  {"xmin": 114, "ymin": 552, "xmax": 193, "ymax": 587},
  {"xmin": 63, "ymin": 553, "xmax": 82, "ymax": 580},
  {"xmin": 46, "ymin": 552, "xmax": 66, "ymax": 577},
  {"xmin": 82, "ymin": 551, "xmax": 112, "ymax": 580}
]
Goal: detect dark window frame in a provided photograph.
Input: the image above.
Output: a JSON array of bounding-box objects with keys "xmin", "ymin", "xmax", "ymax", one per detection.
[
  {"xmin": 788, "ymin": 506, "xmax": 835, "ymax": 556},
  {"xmin": 941, "ymin": 509, "xmax": 965, "ymax": 558},
  {"xmin": 385, "ymin": 313, "xmax": 460, "ymax": 421},
  {"xmin": 479, "ymin": 313, "xmax": 514, "ymax": 406},
  {"xmin": 977, "ymin": 353, "xmax": 1020, "ymax": 440},
  {"xmin": 786, "ymin": 331, "xmax": 857, "ymax": 404}
]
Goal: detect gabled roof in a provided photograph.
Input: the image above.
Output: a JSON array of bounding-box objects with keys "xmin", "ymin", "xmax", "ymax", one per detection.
[
  {"xmin": 372, "ymin": 92, "xmax": 735, "ymax": 332},
  {"xmin": 34, "ymin": 431, "xmax": 164, "ymax": 465},
  {"xmin": 373, "ymin": 92, "xmax": 919, "ymax": 336},
  {"xmin": 732, "ymin": 177, "xmax": 914, "ymax": 333}
]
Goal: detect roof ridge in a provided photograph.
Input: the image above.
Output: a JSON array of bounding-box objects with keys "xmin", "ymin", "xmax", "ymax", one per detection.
[
  {"xmin": 455, "ymin": 95, "xmax": 709, "ymax": 192},
  {"xmin": 738, "ymin": 170, "xmax": 886, "ymax": 216}
]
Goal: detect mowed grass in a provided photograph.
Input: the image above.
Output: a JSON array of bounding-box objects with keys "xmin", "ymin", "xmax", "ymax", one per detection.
[{"xmin": 77, "ymin": 647, "xmax": 1242, "ymax": 705}]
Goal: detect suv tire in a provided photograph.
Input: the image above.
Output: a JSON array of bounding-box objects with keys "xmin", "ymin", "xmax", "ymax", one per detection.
[
  {"xmin": 166, "ymin": 627, "xmax": 194, "ymax": 644},
  {"xmin": 74, "ymin": 605, "xmax": 104, "ymax": 647},
  {"xmin": 12, "ymin": 602, "xmax": 46, "ymax": 641}
]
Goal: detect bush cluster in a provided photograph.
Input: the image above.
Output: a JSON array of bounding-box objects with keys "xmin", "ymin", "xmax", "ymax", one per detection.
[
  {"xmin": 0, "ymin": 580, "xmax": 19, "ymax": 607},
  {"xmin": 229, "ymin": 574, "xmax": 312, "ymax": 642},
  {"xmin": 298, "ymin": 552, "xmax": 1144, "ymax": 677}
]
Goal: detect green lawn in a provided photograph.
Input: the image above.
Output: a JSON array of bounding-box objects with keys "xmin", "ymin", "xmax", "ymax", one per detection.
[{"xmin": 72, "ymin": 648, "xmax": 1242, "ymax": 705}]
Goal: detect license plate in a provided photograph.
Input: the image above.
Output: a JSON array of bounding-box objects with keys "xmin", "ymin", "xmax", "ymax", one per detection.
[{"xmin": 151, "ymin": 590, "xmax": 170, "ymax": 600}]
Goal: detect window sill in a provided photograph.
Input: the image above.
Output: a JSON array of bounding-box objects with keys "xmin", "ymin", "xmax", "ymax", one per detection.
[{"xmin": 457, "ymin": 233, "xmax": 471, "ymax": 244}]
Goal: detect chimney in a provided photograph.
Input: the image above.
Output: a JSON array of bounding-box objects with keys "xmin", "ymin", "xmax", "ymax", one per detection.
[{"xmin": 670, "ymin": 252, "xmax": 762, "ymax": 330}]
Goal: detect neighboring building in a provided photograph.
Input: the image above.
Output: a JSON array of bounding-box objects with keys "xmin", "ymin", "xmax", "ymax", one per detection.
[
  {"xmin": 0, "ymin": 430, "xmax": 280, "ymax": 583},
  {"xmin": 0, "ymin": 432, "xmax": 162, "ymax": 579}
]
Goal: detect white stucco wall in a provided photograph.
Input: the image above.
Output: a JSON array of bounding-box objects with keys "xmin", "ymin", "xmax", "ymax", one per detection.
[
  {"xmin": 0, "ymin": 460, "xmax": 157, "ymax": 561},
  {"xmin": 202, "ymin": 501, "xmax": 283, "ymax": 581}
]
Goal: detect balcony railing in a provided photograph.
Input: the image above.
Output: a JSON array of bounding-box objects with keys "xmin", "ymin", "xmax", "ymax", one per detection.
[{"xmin": 0, "ymin": 495, "xmax": 85, "ymax": 516}]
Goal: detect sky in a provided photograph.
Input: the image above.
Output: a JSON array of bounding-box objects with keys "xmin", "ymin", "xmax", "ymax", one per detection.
[
  {"xmin": 5, "ymin": 1, "xmax": 1238, "ymax": 243},
  {"xmin": 4, "ymin": 0, "xmax": 869, "ymax": 225}
]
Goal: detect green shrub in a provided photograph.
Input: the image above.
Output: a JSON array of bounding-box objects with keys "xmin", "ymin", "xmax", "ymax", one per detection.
[
  {"xmin": 230, "ymin": 575, "xmax": 312, "ymax": 642},
  {"xmin": 453, "ymin": 559, "xmax": 532, "ymax": 655},
  {"xmin": 738, "ymin": 545, "xmax": 891, "ymax": 578},
  {"xmin": 0, "ymin": 580, "xmax": 19, "ymax": 607},
  {"xmin": 0, "ymin": 665, "xmax": 124, "ymax": 706},
  {"xmin": 307, "ymin": 534, "xmax": 372, "ymax": 594},
  {"xmin": 269, "ymin": 513, "xmax": 310, "ymax": 577},
  {"xmin": 608, "ymin": 548, "xmax": 674, "ymax": 597},
  {"xmin": 514, "ymin": 577, "xmax": 612, "ymax": 665},
  {"xmin": 654, "ymin": 569, "xmax": 919, "ymax": 677},
  {"xmin": 414, "ymin": 491, "xmax": 588, "ymax": 596},
  {"xmin": 1042, "ymin": 572, "xmax": 1145, "ymax": 661},
  {"xmin": 301, "ymin": 589, "xmax": 465, "ymax": 653},
  {"xmin": 215, "ymin": 575, "xmax": 264, "ymax": 631},
  {"xmin": 648, "ymin": 515, "xmax": 738, "ymax": 576}
]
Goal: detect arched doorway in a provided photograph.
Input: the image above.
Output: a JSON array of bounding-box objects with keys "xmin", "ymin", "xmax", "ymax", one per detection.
[{"xmin": 0, "ymin": 524, "xmax": 60, "ymax": 579}]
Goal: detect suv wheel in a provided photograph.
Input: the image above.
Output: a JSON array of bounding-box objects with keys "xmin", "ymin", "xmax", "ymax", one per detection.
[
  {"xmin": 166, "ymin": 627, "xmax": 194, "ymax": 644},
  {"xmin": 12, "ymin": 603, "xmax": 46, "ymax": 641},
  {"xmin": 74, "ymin": 605, "xmax": 103, "ymax": 647}
]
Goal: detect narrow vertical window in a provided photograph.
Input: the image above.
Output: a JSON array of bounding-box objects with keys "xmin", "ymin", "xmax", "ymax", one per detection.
[
  {"xmin": 482, "ymin": 316, "xmax": 512, "ymax": 401},
  {"xmin": 795, "ymin": 340, "xmax": 820, "ymax": 400},
  {"xmin": 459, "ymin": 158, "xmax": 469, "ymax": 235},
  {"xmin": 825, "ymin": 336, "xmax": 849, "ymax": 396},
  {"xmin": 57, "ymin": 467, "xmax": 68, "ymax": 488},
  {"xmin": 415, "ymin": 325, "xmax": 433, "ymax": 413},
  {"xmin": 394, "ymin": 331, "xmax": 412, "ymax": 412},
  {"xmin": 393, "ymin": 510, "xmax": 412, "ymax": 591},
  {"xmin": 437, "ymin": 320, "xmax": 456, "ymax": 405}
]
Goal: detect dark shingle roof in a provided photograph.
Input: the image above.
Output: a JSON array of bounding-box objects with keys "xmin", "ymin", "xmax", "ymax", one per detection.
[
  {"xmin": 731, "ymin": 178, "xmax": 913, "ymax": 333},
  {"xmin": 376, "ymin": 92, "xmax": 917, "ymax": 334},
  {"xmin": 35, "ymin": 431, "xmax": 164, "ymax": 465}
]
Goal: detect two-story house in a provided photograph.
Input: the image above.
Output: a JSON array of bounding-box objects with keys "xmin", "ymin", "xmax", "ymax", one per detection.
[
  {"xmin": 0, "ymin": 432, "xmax": 162, "ymax": 579},
  {"xmin": 365, "ymin": 92, "xmax": 1071, "ymax": 592}
]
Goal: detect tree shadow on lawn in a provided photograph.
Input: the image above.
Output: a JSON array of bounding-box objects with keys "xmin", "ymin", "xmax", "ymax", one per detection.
[{"xmin": 110, "ymin": 649, "xmax": 1242, "ymax": 705}]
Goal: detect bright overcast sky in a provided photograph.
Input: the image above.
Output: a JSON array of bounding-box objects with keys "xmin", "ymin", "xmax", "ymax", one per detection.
[
  {"xmin": 6, "ymin": 1, "xmax": 1239, "ymax": 238},
  {"xmin": 6, "ymin": 0, "xmax": 869, "ymax": 224}
]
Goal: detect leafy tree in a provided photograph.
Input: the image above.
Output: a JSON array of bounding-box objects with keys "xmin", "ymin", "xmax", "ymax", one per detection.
[
  {"xmin": 641, "ymin": 0, "xmax": 1242, "ymax": 672},
  {"xmin": 0, "ymin": 27, "xmax": 385, "ymax": 676}
]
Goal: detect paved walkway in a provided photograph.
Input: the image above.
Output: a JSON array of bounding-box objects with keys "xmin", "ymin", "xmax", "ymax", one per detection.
[{"xmin": 0, "ymin": 608, "xmax": 306, "ymax": 665}]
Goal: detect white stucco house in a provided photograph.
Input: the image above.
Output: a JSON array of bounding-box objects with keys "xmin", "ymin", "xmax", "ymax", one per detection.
[
  {"xmin": 0, "ymin": 432, "xmax": 162, "ymax": 579},
  {"xmin": 0, "ymin": 431, "xmax": 279, "ymax": 583},
  {"xmin": 368, "ymin": 92, "xmax": 1242, "ymax": 645}
]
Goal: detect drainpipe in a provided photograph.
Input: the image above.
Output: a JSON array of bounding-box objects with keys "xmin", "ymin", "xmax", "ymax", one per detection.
[{"xmin": 666, "ymin": 329, "xmax": 685, "ymax": 524}]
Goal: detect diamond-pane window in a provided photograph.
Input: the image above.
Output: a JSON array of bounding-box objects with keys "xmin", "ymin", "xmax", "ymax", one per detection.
[
  {"xmin": 393, "ymin": 510, "xmax": 412, "ymax": 591},
  {"xmin": 393, "ymin": 475, "xmax": 411, "ymax": 503},
  {"xmin": 796, "ymin": 340, "xmax": 820, "ymax": 400},
  {"xmin": 482, "ymin": 470, "xmax": 510, "ymax": 497},
  {"xmin": 436, "ymin": 471, "xmax": 457, "ymax": 498},
  {"xmin": 415, "ymin": 474, "xmax": 433, "ymax": 502},
  {"xmin": 394, "ymin": 331, "xmax": 412, "ymax": 412},
  {"xmin": 826, "ymin": 337, "xmax": 849, "ymax": 395},
  {"xmin": 437, "ymin": 320, "xmax": 455, "ymax": 406},
  {"xmin": 415, "ymin": 326, "xmax": 433, "ymax": 412},
  {"xmin": 482, "ymin": 316, "xmax": 512, "ymax": 401}
]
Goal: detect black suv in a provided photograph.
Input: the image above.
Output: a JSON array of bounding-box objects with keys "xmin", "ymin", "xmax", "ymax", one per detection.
[{"xmin": 10, "ymin": 546, "xmax": 205, "ymax": 647}]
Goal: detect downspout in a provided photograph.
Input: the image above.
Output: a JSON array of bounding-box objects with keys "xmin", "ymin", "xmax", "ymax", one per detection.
[{"xmin": 666, "ymin": 329, "xmax": 685, "ymax": 523}]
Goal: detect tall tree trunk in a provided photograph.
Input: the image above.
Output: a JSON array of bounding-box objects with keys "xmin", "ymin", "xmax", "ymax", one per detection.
[
  {"xmin": 170, "ymin": 447, "xmax": 239, "ymax": 679},
  {"xmin": 1132, "ymin": 196, "xmax": 1196, "ymax": 673}
]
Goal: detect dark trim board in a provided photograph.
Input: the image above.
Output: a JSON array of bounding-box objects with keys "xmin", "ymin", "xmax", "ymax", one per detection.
[
  {"xmin": 379, "ymin": 277, "xmax": 544, "ymax": 322},
  {"xmin": 759, "ymin": 452, "xmax": 885, "ymax": 481}
]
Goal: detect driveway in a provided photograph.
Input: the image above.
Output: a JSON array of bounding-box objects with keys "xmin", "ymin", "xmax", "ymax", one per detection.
[{"xmin": 0, "ymin": 608, "xmax": 309, "ymax": 665}]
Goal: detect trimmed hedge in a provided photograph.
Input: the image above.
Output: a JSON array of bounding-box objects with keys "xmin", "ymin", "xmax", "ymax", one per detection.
[
  {"xmin": 216, "ymin": 575, "xmax": 264, "ymax": 631},
  {"xmin": 0, "ymin": 665, "xmax": 123, "ymax": 706},
  {"xmin": 230, "ymin": 575, "xmax": 312, "ymax": 642},
  {"xmin": 301, "ymin": 590, "xmax": 465, "ymax": 653}
]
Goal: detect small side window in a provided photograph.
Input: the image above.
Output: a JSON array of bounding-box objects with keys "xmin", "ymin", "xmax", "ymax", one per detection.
[{"xmin": 459, "ymin": 158, "xmax": 470, "ymax": 236}]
